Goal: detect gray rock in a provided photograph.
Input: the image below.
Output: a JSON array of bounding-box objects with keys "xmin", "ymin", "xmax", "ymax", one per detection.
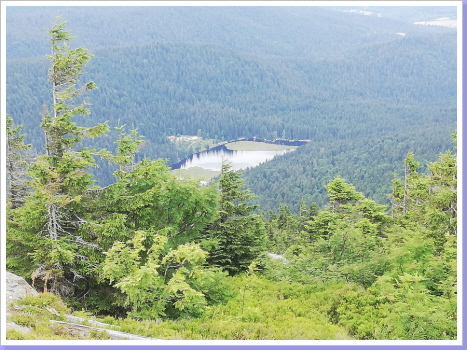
[
  {"xmin": 267, "ymin": 253, "xmax": 288, "ymax": 263},
  {"xmin": 64, "ymin": 314, "xmax": 121, "ymax": 329},
  {"xmin": 50, "ymin": 320, "xmax": 163, "ymax": 340},
  {"xmin": 4, "ymin": 271, "xmax": 164, "ymax": 340},
  {"xmin": 6, "ymin": 322, "xmax": 32, "ymax": 334},
  {"xmin": 5, "ymin": 271, "xmax": 39, "ymax": 308},
  {"xmin": 4, "ymin": 272, "xmax": 39, "ymax": 336}
]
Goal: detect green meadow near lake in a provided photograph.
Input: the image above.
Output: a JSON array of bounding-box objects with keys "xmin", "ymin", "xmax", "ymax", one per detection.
[
  {"xmin": 225, "ymin": 141, "xmax": 299, "ymax": 151},
  {"xmin": 172, "ymin": 166, "xmax": 221, "ymax": 181}
]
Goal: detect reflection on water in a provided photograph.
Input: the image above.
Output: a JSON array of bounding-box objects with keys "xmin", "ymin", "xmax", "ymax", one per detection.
[{"xmin": 171, "ymin": 144, "xmax": 295, "ymax": 172}]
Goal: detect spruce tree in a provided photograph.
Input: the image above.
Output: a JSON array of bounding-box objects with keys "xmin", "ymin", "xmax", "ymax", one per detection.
[
  {"xmin": 325, "ymin": 175, "xmax": 364, "ymax": 211},
  {"xmin": 389, "ymin": 141, "xmax": 457, "ymax": 253},
  {"xmin": 204, "ymin": 162, "xmax": 266, "ymax": 275},
  {"xmin": 6, "ymin": 115, "xmax": 32, "ymax": 210},
  {"xmin": 7, "ymin": 18, "xmax": 110, "ymax": 295}
]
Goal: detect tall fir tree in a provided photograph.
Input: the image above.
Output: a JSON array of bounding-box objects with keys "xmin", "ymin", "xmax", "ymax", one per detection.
[
  {"xmin": 389, "ymin": 138, "xmax": 457, "ymax": 253},
  {"xmin": 7, "ymin": 18, "xmax": 110, "ymax": 295},
  {"xmin": 6, "ymin": 115, "xmax": 32, "ymax": 210},
  {"xmin": 204, "ymin": 162, "xmax": 266, "ymax": 275}
]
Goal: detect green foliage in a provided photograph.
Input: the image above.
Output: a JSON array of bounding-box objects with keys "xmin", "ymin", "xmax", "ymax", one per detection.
[
  {"xmin": 390, "ymin": 145, "xmax": 457, "ymax": 253},
  {"xmin": 7, "ymin": 8, "xmax": 456, "ymax": 211},
  {"xmin": 6, "ymin": 116, "xmax": 36, "ymax": 272},
  {"xmin": 325, "ymin": 176, "xmax": 364, "ymax": 210},
  {"xmin": 83, "ymin": 275, "xmax": 352, "ymax": 340},
  {"xmin": 7, "ymin": 18, "xmax": 111, "ymax": 295},
  {"xmin": 102, "ymin": 231, "xmax": 230, "ymax": 320},
  {"xmin": 303, "ymin": 210, "xmax": 340, "ymax": 241},
  {"xmin": 7, "ymin": 293, "xmax": 70, "ymax": 339},
  {"xmin": 6, "ymin": 293, "xmax": 113, "ymax": 340},
  {"xmin": 93, "ymin": 158, "xmax": 219, "ymax": 247},
  {"xmin": 6, "ymin": 115, "xmax": 32, "ymax": 210},
  {"xmin": 73, "ymin": 157, "xmax": 221, "ymax": 316},
  {"xmin": 260, "ymin": 147, "xmax": 457, "ymax": 340},
  {"xmin": 203, "ymin": 162, "xmax": 266, "ymax": 275},
  {"xmin": 5, "ymin": 12, "xmax": 456, "ymax": 341},
  {"xmin": 333, "ymin": 270, "xmax": 457, "ymax": 340},
  {"xmin": 9, "ymin": 292, "xmax": 70, "ymax": 315},
  {"xmin": 269, "ymin": 178, "xmax": 393, "ymax": 287},
  {"xmin": 6, "ymin": 19, "xmax": 224, "ymax": 320}
]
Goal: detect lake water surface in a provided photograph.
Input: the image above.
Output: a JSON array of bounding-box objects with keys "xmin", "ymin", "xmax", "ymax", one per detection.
[{"xmin": 171, "ymin": 144, "xmax": 296, "ymax": 172}]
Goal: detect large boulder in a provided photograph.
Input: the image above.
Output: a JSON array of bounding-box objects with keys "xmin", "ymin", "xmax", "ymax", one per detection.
[
  {"xmin": 5, "ymin": 271, "xmax": 39, "ymax": 308},
  {"xmin": 4, "ymin": 272, "xmax": 162, "ymax": 339}
]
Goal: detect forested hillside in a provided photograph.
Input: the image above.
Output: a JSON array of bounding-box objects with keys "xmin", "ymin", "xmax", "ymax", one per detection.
[
  {"xmin": 6, "ymin": 5, "xmax": 456, "ymax": 210},
  {"xmin": 5, "ymin": 11, "xmax": 458, "ymax": 341},
  {"xmin": 6, "ymin": 6, "xmax": 453, "ymax": 59}
]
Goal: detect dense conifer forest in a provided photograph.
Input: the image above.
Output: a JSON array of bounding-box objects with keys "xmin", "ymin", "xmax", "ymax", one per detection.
[
  {"xmin": 5, "ymin": 5, "xmax": 458, "ymax": 341},
  {"xmin": 6, "ymin": 5, "xmax": 456, "ymax": 211}
]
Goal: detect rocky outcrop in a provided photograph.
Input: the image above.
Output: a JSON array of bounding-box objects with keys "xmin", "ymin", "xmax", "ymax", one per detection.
[
  {"xmin": 50, "ymin": 320, "xmax": 161, "ymax": 340},
  {"xmin": 267, "ymin": 252, "xmax": 288, "ymax": 263},
  {"xmin": 6, "ymin": 322, "xmax": 32, "ymax": 334},
  {"xmin": 5, "ymin": 271, "xmax": 40, "ymax": 335},
  {"xmin": 5, "ymin": 271, "xmax": 39, "ymax": 307},
  {"xmin": 4, "ymin": 271, "xmax": 162, "ymax": 340}
]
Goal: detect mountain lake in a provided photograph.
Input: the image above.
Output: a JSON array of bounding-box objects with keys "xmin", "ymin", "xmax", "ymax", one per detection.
[{"xmin": 170, "ymin": 140, "xmax": 308, "ymax": 181}]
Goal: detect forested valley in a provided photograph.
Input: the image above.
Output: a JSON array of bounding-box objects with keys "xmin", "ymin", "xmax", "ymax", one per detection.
[
  {"xmin": 6, "ymin": 5, "xmax": 456, "ymax": 211},
  {"xmin": 5, "ymin": 6, "xmax": 458, "ymax": 341}
]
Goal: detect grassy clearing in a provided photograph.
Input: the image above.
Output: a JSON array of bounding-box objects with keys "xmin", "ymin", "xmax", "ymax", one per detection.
[
  {"xmin": 6, "ymin": 276, "xmax": 354, "ymax": 340},
  {"xmin": 86, "ymin": 276, "xmax": 353, "ymax": 340},
  {"xmin": 170, "ymin": 135, "xmax": 224, "ymax": 154},
  {"xmin": 172, "ymin": 167, "xmax": 221, "ymax": 181},
  {"xmin": 6, "ymin": 293, "xmax": 112, "ymax": 340},
  {"xmin": 225, "ymin": 141, "xmax": 298, "ymax": 152}
]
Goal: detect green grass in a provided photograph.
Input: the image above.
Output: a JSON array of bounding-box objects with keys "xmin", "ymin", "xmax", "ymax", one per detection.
[
  {"xmin": 84, "ymin": 275, "xmax": 354, "ymax": 340},
  {"xmin": 6, "ymin": 275, "xmax": 355, "ymax": 340},
  {"xmin": 6, "ymin": 293, "xmax": 112, "ymax": 340},
  {"xmin": 225, "ymin": 141, "xmax": 298, "ymax": 151},
  {"xmin": 171, "ymin": 167, "xmax": 221, "ymax": 181},
  {"xmin": 170, "ymin": 135, "xmax": 224, "ymax": 154}
]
